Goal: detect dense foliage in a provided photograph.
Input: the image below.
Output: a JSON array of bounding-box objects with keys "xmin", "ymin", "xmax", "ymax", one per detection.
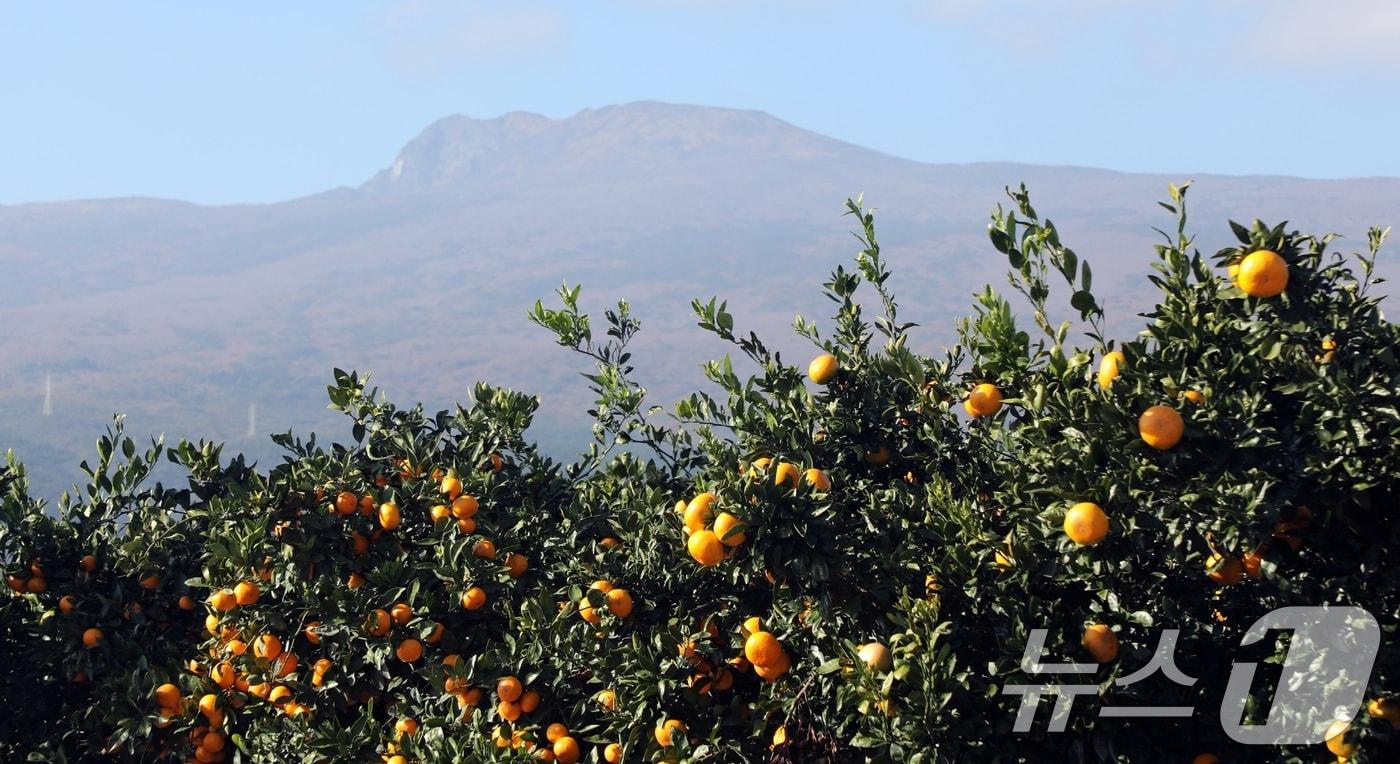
[{"xmin": 2, "ymin": 184, "xmax": 1398, "ymax": 763}]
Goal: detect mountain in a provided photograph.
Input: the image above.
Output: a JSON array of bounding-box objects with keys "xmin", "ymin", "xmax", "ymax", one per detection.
[
  {"xmin": 3, "ymin": 101, "xmax": 1398, "ymax": 498},
  {"xmin": 361, "ymin": 103, "xmax": 875, "ymax": 193}
]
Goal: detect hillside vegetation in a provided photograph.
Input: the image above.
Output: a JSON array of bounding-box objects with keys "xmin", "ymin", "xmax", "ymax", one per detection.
[{"xmin": 2, "ymin": 184, "xmax": 1398, "ymax": 762}]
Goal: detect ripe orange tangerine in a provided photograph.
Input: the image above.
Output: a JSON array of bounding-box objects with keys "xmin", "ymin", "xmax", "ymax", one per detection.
[
  {"xmin": 1097, "ymin": 351, "xmax": 1125, "ymax": 389},
  {"xmin": 452, "ymin": 495, "xmax": 479, "ymax": 519},
  {"xmin": 1237, "ymin": 249, "xmax": 1289, "ymax": 298},
  {"xmin": 596, "ymin": 689, "xmax": 617, "ymax": 710},
  {"xmin": 441, "ymin": 474, "xmax": 463, "ymax": 500},
  {"xmin": 396, "ymin": 638, "xmax": 423, "ymax": 663},
  {"xmin": 334, "ymin": 491, "xmax": 357, "ymax": 515},
  {"xmin": 211, "ymin": 662, "xmax": 236, "ymax": 689},
  {"xmin": 965, "ymin": 383, "xmax": 1002, "ymax": 418},
  {"xmin": 655, "ymin": 719, "xmax": 686, "ymax": 747},
  {"xmin": 154, "ymin": 683, "xmax": 182, "ymax": 708},
  {"xmin": 473, "ymin": 539, "xmax": 496, "ymax": 560},
  {"xmin": 857, "ymin": 642, "xmax": 892, "ymax": 672},
  {"xmin": 252, "ymin": 634, "xmax": 283, "ymax": 660},
  {"xmin": 209, "ymin": 589, "xmax": 237, "ymax": 612},
  {"xmin": 754, "ymin": 650, "xmax": 791, "ymax": 681},
  {"xmin": 1139, "ymin": 405, "xmax": 1184, "ymax": 450},
  {"xmin": 378, "ymin": 502, "xmax": 401, "ymax": 530},
  {"xmin": 808, "ymin": 353, "xmax": 839, "ymax": 384},
  {"xmin": 553, "ymin": 736, "xmax": 580, "ymax": 764},
  {"xmin": 688, "ymin": 530, "xmax": 724, "ymax": 566},
  {"xmin": 233, "ymin": 581, "xmax": 260, "ymax": 606},
  {"xmin": 744, "ymin": 631, "xmax": 784, "ymax": 667},
  {"xmin": 1063, "ymin": 502, "xmax": 1109, "ymax": 545},
  {"xmin": 684, "ymin": 493, "xmax": 716, "ymax": 531},
  {"xmin": 461, "ymin": 587, "xmax": 487, "ymax": 610},
  {"xmin": 366, "ymin": 609, "xmax": 392, "ymax": 636},
  {"xmin": 606, "ymin": 588, "xmax": 633, "ymax": 618},
  {"xmin": 713, "ymin": 512, "xmax": 747, "ymax": 546},
  {"xmin": 496, "ymin": 676, "xmax": 523, "ymax": 703},
  {"xmin": 1082, "ymin": 624, "xmax": 1118, "ymax": 662}
]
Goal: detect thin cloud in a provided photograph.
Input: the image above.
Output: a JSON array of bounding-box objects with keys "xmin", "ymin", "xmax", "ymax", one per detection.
[
  {"xmin": 922, "ymin": 0, "xmax": 1400, "ymax": 72},
  {"xmin": 380, "ymin": 0, "xmax": 564, "ymax": 77},
  {"xmin": 1238, "ymin": 0, "xmax": 1400, "ymax": 71}
]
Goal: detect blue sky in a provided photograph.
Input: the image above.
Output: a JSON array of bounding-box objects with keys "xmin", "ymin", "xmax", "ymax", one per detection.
[{"xmin": 3, "ymin": 1, "xmax": 1398, "ymax": 204}]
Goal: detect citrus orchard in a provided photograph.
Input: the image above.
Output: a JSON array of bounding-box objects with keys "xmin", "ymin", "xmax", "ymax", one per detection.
[{"xmin": 1, "ymin": 185, "xmax": 1397, "ymax": 762}]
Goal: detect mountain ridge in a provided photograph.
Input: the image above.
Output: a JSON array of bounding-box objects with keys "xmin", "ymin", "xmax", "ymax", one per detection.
[
  {"xmin": 8, "ymin": 101, "xmax": 1400, "ymax": 209},
  {"xmin": 360, "ymin": 101, "xmax": 898, "ymax": 194}
]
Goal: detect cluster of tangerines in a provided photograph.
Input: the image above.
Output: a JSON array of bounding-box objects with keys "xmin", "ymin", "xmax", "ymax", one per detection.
[
  {"xmin": 363, "ymin": 602, "xmax": 438, "ymax": 663},
  {"xmin": 672, "ymin": 614, "xmax": 794, "ymax": 704},
  {"xmin": 186, "ymin": 626, "xmax": 309, "ymax": 722},
  {"xmin": 197, "ymin": 570, "xmax": 316, "ymax": 727},
  {"xmin": 329, "ymin": 464, "xmax": 493, "ymax": 551},
  {"xmin": 739, "ymin": 618, "xmax": 793, "ymax": 683},
  {"xmin": 328, "ymin": 467, "xmax": 525, "ymax": 598},
  {"xmin": 4, "ymin": 557, "xmax": 59, "ymax": 595},
  {"xmin": 476, "ymin": 676, "xmax": 610, "ymax": 764},
  {"xmin": 152, "ymin": 683, "xmax": 230, "ymax": 763},
  {"xmin": 437, "ymin": 653, "xmax": 484, "ymax": 721},
  {"xmin": 578, "ymin": 578, "xmax": 633, "ymax": 625},
  {"xmin": 679, "ymin": 490, "xmax": 747, "ymax": 567},
  {"xmin": 143, "ymin": 680, "xmax": 239, "ymax": 755},
  {"xmin": 425, "ymin": 470, "xmax": 484, "ymax": 536},
  {"xmin": 680, "ymin": 462, "xmax": 831, "ymax": 568},
  {"xmin": 207, "ymin": 579, "xmax": 262, "ymax": 612},
  {"xmin": 11, "ymin": 553, "xmax": 171, "ymax": 658},
  {"xmin": 376, "ymin": 717, "xmax": 422, "ymax": 764},
  {"xmin": 163, "ymin": 464, "xmax": 536, "ymax": 761}
]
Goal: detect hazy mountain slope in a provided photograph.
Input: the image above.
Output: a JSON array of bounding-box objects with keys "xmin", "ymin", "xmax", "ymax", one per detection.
[{"xmin": 2, "ymin": 101, "xmax": 1397, "ymax": 498}]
